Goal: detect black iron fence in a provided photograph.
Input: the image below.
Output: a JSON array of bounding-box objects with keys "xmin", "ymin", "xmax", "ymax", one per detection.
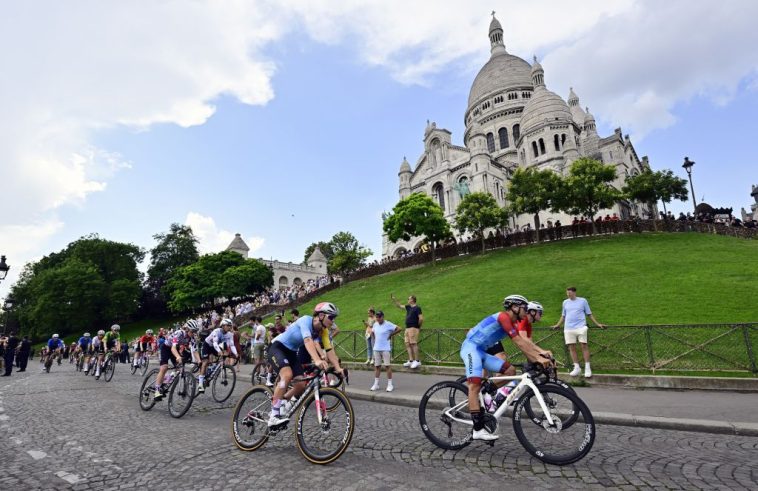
[{"xmin": 332, "ymin": 323, "xmax": 758, "ymax": 374}]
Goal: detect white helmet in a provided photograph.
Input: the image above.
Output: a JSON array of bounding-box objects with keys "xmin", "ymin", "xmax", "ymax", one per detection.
[
  {"xmin": 111, "ymin": 324, "xmax": 120, "ymax": 331},
  {"xmin": 184, "ymin": 319, "xmax": 200, "ymax": 332},
  {"xmin": 146, "ymin": 329, "xmax": 153, "ymax": 335},
  {"xmin": 84, "ymin": 332, "xmax": 91, "ymax": 337},
  {"xmin": 503, "ymin": 294, "xmax": 528, "ymax": 309},
  {"xmin": 220, "ymin": 318, "xmax": 233, "ymax": 327},
  {"xmin": 314, "ymin": 302, "xmax": 340, "ymax": 317},
  {"xmin": 97, "ymin": 330, "xmax": 105, "ymax": 336},
  {"xmin": 52, "ymin": 333, "xmax": 59, "ymax": 339},
  {"xmin": 527, "ymin": 301, "xmax": 544, "ymax": 314}
]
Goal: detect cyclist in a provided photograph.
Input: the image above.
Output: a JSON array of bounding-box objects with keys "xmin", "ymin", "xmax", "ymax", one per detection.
[
  {"xmin": 519, "ymin": 301, "xmax": 543, "ymax": 340},
  {"xmin": 197, "ymin": 318, "xmax": 237, "ymax": 393},
  {"xmin": 267, "ymin": 302, "xmax": 341, "ymax": 427},
  {"xmin": 133, "ymin": 329, "xmax": 155, "ymax": 369},
  {"xmin": 460, "ymin": 294, "xmax": 553, "ymax": 441},
  {"xmin": 88, "ymin": 330, "xmax": 106, "ymax": 375},
  {"xmin": 75, "ymin": 332, "xmax": 92, "ymax": 369},
  {"xmin": 44, "ymin": 334, "xmax": 65, "ymax": 371},
  {"xmin": 154, "ymin": 320, "xmax": 197, "ymax": 401}
]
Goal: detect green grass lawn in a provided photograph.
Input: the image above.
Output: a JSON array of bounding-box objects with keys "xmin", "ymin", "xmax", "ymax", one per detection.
[{"xmin": 298, "ymin": 232, "xmax": 758, "ymax": 330}]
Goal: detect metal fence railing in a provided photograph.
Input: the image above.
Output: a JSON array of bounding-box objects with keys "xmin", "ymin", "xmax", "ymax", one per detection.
[{"xmin": 332, "ymin": 323, "xmax": 758, "ymax": 375}]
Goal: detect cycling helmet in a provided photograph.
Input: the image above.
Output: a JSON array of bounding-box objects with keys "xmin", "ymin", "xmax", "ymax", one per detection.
[
  {"xmin": 84, "ymin": 332, "xmax": 91, "ymax": 337},
  {"xmin": 184, "ymin": 319, "xmax": 200, "ymax": 332},
  {"xmin": 52, "ymin": 333, "xmax": 59, "ymax": 339},
  {"xmin": 503, "ymin": 294, "xmax": 529, "ymax": 309},
  {"xmin": 314, "ymin": 302, "xmax": 340, "ymax": 317},
  {"xmin": 220, "ymin": 318, "xmax": 233, "ymax": 327},
  {"xmin": 146, "ymin": 329, "xmax": 154, "ymax": 335},
  {"xmin": 97, "ymin": 330, "xmax": 105, "ymax": 336},
  {"xmin": 527, "ymin": 301, "xmax": 543, "ymax": 314},
  {"xmin": 111, "ymin": 324, "xmax": 120, "ymax": 331}
]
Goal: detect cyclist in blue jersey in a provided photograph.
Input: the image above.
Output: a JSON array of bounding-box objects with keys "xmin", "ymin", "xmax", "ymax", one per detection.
[
  {"xmin": 43, "ymin": 334, "xmax": 65, "ymax": 371},
  {"xmin": 267, "ymin": 301, "xmax": 341, "ymax": 427},
  {"xmin": 460, "ymin": 294, "xmax": 553, "ymax": 441},
  {"xmin": 75, "ymin": 332, "xmax": 92, "ymax": 369}
]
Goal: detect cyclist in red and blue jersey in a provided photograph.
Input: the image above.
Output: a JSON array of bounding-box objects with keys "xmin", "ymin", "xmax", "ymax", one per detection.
[{"xmin": 460, "ymin": 294, "xmax": 553, "ymax": 441}]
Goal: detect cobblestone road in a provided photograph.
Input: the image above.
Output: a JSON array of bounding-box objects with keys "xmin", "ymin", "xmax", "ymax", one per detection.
[{"xmin": 1, "ymin": 364, "xmax": 756, "ymax": 490}]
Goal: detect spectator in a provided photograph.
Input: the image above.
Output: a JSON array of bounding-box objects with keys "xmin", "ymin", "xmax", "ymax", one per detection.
[
  {"xmin": 370, "ymin": 311, "xmax": 400, "ymax": 392},
  {"xmin": 17, "ymin": 335, "xmax": 31, "ymax": 372},
  {"xmin": 364, "ymin": 308, "xmax": 376, "ymax": 365},
  {"xmin": 391, "ymin": 293, "xmax": 424, "ymax": 369},
  {"xmin": 2, "ymin": 332, "xmax": 19, "ymax": 376},
  {"xmin": 551, "ymin": 286, "xmax": 605, "ymax": 378}
]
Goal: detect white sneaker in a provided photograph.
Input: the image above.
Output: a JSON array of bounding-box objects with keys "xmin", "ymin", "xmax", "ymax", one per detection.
[
  {"xmin": 584, "ymin": 367, "xmax": 592, "ymax": 378},
  {"xmin": 267, "ymin": 414, "xmax": 289, "ymax": 427},
  {"xmin": 402, "ymin": 361, "xmax": 412, "ymax": 367},
  {"xmin": 265, "ymin": 378, "xmax": 274, "ymax": 387},
  {"xmin": 414, "ymin": 360, "xmax": 422, "ymax": 368},
  {"xmin": 281, "ymin": 400, "xmax": 294, "ymax": 415},
  {"xmin": 370, "ymin": 383, "xmax": 380, "ymax": 391},
  {"xmin": 569, "ymin": 365, "xmax": 581, "ymax": 377},
  {"xmin": 386, "ymin": 384, "xmax": 394, "ymax": 392},
  {"xmin": 472, "ymin": 428, "xmax": 499, "ymax": 441},
  {"xmin": 409, "ymin": 360, "xmax": 419, "ymax": 369}
]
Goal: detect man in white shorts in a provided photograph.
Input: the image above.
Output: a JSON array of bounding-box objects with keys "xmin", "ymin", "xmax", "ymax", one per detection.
[
  {"xmin": 370, "ymin": 311, "xmax": 401, "ymax": 392},
  {"xmin": 551, "ymin": 286, "xmax": 605, "ymax": 377}
]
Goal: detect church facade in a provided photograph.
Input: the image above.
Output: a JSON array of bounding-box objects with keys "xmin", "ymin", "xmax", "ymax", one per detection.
[{"xmin": 383, "ymin": 15, "xmax": 655, "ymax": 258}]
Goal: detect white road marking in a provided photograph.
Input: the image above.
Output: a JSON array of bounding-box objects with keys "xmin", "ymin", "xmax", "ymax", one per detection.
[
  {"xmin": 27, "ymin": 450, "xmax": 47, "ymax": 460},
  {"xmin": 55, "ymin": 471, "xmax": 82, "ymax": 484}
]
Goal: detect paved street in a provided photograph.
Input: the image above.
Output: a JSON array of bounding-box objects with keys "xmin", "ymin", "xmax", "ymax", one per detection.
[{"xmin": 1, "ymin": 363, "xmax": 757, "ymax": 490}]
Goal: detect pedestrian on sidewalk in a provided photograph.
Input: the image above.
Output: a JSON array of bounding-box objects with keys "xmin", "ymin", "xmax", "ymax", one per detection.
[
  {"xmin": 363, "ymin": 308, "xmax": 376, "ymax": 365},
  {"xmin": 551, "ymin": 286, "xmax": 605, "ymax": 378},
  {"xmin": 2, "ymin": 332, "xmax": 19, "ymax": 376},
  {"xmin": 391, "ymin": 293, "xmax": 423, "ymax": 368},
  {"xmin": 17, "ymin": 336, "xmax": 31, "ymax": 372},
  {"xmin": 370, "ymin": 311, "xmax": 401, "ymax": 392}
]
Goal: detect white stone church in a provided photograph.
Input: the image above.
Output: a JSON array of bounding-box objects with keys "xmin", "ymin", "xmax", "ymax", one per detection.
[{"xmin": 383, "ymin": 15, "xmax": 655, "ymax": 258}]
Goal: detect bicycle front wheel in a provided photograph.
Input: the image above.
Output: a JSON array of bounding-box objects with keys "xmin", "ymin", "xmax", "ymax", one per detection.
[
  {"xmin": 168, "ymin": 372, "xmax": 196, "ymax": 418},
  {"xmin": 212, "ymin": 366, "xmax": 237, "ymax": 403},
  {"xmin": 295, "ymin": 387, "xmax": 354, "ymax": 465},
  {"xmin": 141, "ymin": 357, "xmax": 150, "ymax": 376},
  {"xmin": 130, "ymin": 360, "xmax": 138, "ymax": 375},
  {"xmin": 139, "ymin": 368, "xmax": 159, "ymax": 411},
  {"xmin": 231, "ymin": 386, "xmax": 272, "ymax": 451},
  {"xmin": 104, "ymin": 359, "xmax": 115, "ymax": 382},
  {"xmin": 512, "ymin": 384, "xmax": 595, "ymax": 465},
  {"xmin": 418, "ymin": 381, "xmax": 472, "ymax": 450}
]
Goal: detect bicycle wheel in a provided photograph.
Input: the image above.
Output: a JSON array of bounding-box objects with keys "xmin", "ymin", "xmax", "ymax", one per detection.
[
  {"xmin": 322, "ymin": 372, "xmax": 345, "ymax": 412},
  {"xmin": 104, "ymin": 358, "xmax": 115, "ymax": 382},
  {"xmin": 130, "ymin": 360, "xmax": 138, "ymax": 375},
  {"xmin": 512, "ymin": 384, "xmax": 595, "ymax": 465},
  {"xmin": 168, "ymin": 371, "xmax": 196, "ymax": 418},
  {"xmin": 527, "ymin": 381, "xmax": 580, "ymax": 429},
  {"xmin": 251, "ymin": 365, "xmax": 264, "ymax": 386},
  {"xmin": 212, "ymin": 366, "xmax": 237, "ymax": 403},
  {"xmin": 418, "ymin": 381, "xmax": 472, "ymax": 450},
  {"xmin": 139, "ymin": 368, "xmax": 160, "ymax": 411},
  {"xmin": 141, "ymin": 357, "xmax": 150, "ymax": 376},
  {"xmin": 295, "ymin": 387, "xmax": 354, "ymax": 465},
  {"xmin": 231, "ymin": 386, "xmax": 272, "ymax": 451},
  {"xmin": 45, "ymin": 357, "xmax": 52, "ymax": 373}
]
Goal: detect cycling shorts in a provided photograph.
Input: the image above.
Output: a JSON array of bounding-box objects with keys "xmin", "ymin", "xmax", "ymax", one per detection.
[
  {"xmin": 485, "ymin": 341, "xmax": 505, "ymax": 356},
  {"xmin": 268, "ymin": 341, "xmax": 304, "ymax": 378},
  {"xmin": 106, "ymin": 340, "xmax": 117, "ymax": 351},
  {"xmin": 460, "ymin": 341, "xmax": 509, "ymax": 379},
  {"xmin": 200, "ymin": 341, "xmax": 218, "ymax": 360},
  {"xmin": 159, "ymin": 344, "xmax": 178, "ymax": 367}
]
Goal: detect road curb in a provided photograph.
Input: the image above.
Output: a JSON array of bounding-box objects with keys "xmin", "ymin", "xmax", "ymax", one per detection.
[{"xmin": 345, "ymin": 387, "xmax": 758, "ymax": 437}]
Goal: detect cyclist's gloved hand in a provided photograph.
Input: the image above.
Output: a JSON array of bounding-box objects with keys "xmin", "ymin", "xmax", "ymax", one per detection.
[{"xmin": 315, "ymin": 359, "xmax": 328, "ymax": 371}]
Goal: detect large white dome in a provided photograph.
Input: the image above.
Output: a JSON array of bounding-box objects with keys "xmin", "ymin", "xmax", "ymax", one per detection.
[{"xmin": 467, "ymin": 52, "xmax": 533, "ymax": 110}]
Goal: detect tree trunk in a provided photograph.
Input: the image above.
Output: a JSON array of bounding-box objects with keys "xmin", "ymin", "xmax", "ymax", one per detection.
[
  {"xmin": 589, "ymin": 214, "xmax": 597, "ymax": 234},
  {"xmin": 533, "ymin": 213, "xmax": 541, "ymax": 243},
  {"xmin": 431, "ymin": 242, "xmax": 436, "ymax": 265},
  {"xmin": 480, "ymin": 229, "xmax": 486, "ymax": 253}
]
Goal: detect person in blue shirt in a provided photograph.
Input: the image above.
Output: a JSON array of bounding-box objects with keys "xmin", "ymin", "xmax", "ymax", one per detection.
[
  {"xmin": 44, "ymin": 334, "xmax": 65, "ymax": 371},
  {"xmin": 551, "ymin": 286, "xmax": 605, "ymax": 378}
]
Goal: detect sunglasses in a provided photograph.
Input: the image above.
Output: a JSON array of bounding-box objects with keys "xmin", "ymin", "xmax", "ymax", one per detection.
[{"xmin": 327, "ymin": 314, "xmax": 337, "ymax": 321}]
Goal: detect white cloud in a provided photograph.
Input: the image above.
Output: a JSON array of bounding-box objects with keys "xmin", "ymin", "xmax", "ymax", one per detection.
[{"xmin": 185, "ymin": 212, "xmax": 264, "ymax": 256}]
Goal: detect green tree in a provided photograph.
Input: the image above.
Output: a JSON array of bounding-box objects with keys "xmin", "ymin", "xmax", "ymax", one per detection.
[
  {"xmin": 555, "ymin": 158, "xmax": 622, "ymax": 232},
  {"xmin": 328, "ymin": 231, "xmax": 373, "ymax": 278},
  {"xmin": 144, "ymin": 223, "xmax": 200, "ymax": 315},
  {"xmin": 454, "ymin": 192, "xmax": 509, "ymax": 252},
  {"xmin": 623, "ymin": 169, "xmax": 688, "ymax": 219},
  {"xmin": 383, "ymin": 192, "xmax": 452, "ymax": 263},
  {"xmin": 165, "ymin": 251, "xmax": 273, "ymax": 312},
  {"xmin": 506, "ymin": 167, "xmax": 561, "ymax": 241},
  {"xmin": 656, "ymin": 169, "xmax": 689, "ymax": 215}
]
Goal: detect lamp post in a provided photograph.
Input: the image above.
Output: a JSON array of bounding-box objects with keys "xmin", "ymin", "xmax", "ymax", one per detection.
[
  {"xmin": 0, "ymin": 255, "xmax": 9, "ymax": 281},
  {"xmin": 682, "ymin": 157, "xmax": 697, "ymax": 213},
  {"xmin": 3, "ymin": 296, "xmax": 13, "ymax": 311}
]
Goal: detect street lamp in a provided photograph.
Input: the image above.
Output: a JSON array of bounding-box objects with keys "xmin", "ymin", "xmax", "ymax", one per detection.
[
  {"xmin": 0, "ymin": 255, "xmax": 9, "ymax": 281},
  {"xmin": 682, "ymin": 157, "xmax": 697, "ymax": 213},
  {"xmin": 3, "ymin": 296, "xmax": 13, "ymax": 311}
]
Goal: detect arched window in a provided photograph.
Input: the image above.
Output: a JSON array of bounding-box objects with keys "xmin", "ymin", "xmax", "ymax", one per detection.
[
  {"xmin": 539, "ymin": 138, "xmax": 546, "ymax": 155},
  {"xmin": 554, "ymin": 134, "xmax": 560, "ymax": 151},
  {"xmin": 486, "ymin": 133, "xmax": 496, "ymax": 153},
  {"xmin": 532, "ymin": 141, "xmax": 539, "ymax": 158},
  {"xmin": 278, "ymin": 276, "xmax": 289, "ymax": 288},
  {"xmin": 432, "ymin": 182, "xmax": 446, "ymax": 212},
  {"xmin": 561, "ymin": 134, "xmax": 567, "ymax": 147},
  {"xmin": 498, "ymin": 128, "xmax": 509, "ymax": 149},
  {"xmin": 512, "ymin": 124, "xmax": 520, "ymax": 142}
]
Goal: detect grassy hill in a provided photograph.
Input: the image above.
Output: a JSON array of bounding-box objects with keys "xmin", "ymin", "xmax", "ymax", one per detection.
[{"xmin": 296, "ymin": 232, "xmax": 758, "ymax": 330}]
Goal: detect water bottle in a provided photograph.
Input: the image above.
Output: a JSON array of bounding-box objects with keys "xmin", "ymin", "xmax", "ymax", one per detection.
[
  {"xmin": 165, "ymin": 372, "xmax": 175, "ymax": 385},
  {"xmin": 483, "ymin": 393, "xmax": 495, "ymax": 413}
]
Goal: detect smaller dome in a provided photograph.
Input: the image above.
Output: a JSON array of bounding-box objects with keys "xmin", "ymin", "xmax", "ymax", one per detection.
[
  {"xmin": 584, "ymin": 107, "xmax": 595, "ymax": 123},
  {"xmin": 399, "ymin": 156, "xmax": 411, "ymax": 173},
  {"xmin": 520, "ymin": 88, "xmax": 572, "ymax": 133}
]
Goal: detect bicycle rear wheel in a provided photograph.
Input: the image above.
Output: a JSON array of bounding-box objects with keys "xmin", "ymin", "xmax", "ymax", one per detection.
[
  {"xmin": 141, "ymin": 357, "xmax": 150, "ymax": 376},
  {"xmin": 139, "ymin": 368, "xmax": 159, "ymax": 411},
  {"xmin": 168, "ymin": 372, "xmax": 196, "ymax": 418},
  {"xmin": 104, "ymin": 358, "xmax": 115, "ymax": 382},
  {"xmin": 295, "ymin": 387, "xmax": 354, "ymax": 465},
  {"xmin": 231, "ymin": 386, "xmax": 272, "ymax": 451},
  {"xmin": 418, "ymin": 381, "xmax": 472, "ymax": 450},
  {"xmin": 212, "ymin": 366, "xmax": 237, "ymax": 403},
  {"xmin": 130, "ymin": 359, "xmax": 138, "ymax": 375},
  {"xmin": 512, "ymin": 385, "xmax": 595, "ymax": 465}
]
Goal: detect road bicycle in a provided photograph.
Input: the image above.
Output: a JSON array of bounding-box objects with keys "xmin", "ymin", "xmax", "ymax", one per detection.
[
  {"xmin": 101, "ymin": 350, "xmax": 117, "ymax": 382},
  {"xmin": 231, "ymin": 366, "xmax": 355, "ymax": 465},
  {"xmin": 199, "ymin": 355, "xmax": 237, "ymax": 403},
  {"xmin": 419, "ymin": 361, "xmax": 595, "ymax": 466},
  {"xmin": 130, "ymin": 352, "xmax": 150, "ymax": 376},
  {"xmin": 139, "ymin": 363, "xmax": 197, "ymax": 418},
  {"xmin": 43, "ymin": 352, "xmax": 58, "ymax": 373}
]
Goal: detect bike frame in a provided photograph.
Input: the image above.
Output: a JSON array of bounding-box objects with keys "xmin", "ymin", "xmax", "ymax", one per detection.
[{"xmin": 443, "ymin": 372, "xmax": 556, "ymax": 426}]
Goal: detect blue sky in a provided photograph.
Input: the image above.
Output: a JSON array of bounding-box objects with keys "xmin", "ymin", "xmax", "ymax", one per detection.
[{"xmin": 2, "ymin": 0, "xmax": 758, "ymax": 300}]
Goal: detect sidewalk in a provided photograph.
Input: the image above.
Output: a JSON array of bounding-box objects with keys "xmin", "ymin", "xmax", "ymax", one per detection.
[{"xmin": 339, "ymin": 367, "xmax": 758, "ymax": 437}]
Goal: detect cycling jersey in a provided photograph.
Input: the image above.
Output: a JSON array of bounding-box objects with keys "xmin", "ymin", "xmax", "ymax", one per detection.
[
  {"xmin": 273, "ymin": 315, "xmax": 332, "ymax": 352},
  {"xmin": 165, "ymin": 330, "xmax": 192, "ymax": 349},
  {"xmin": 517, "ymin": 317, "xmax": 532, "ymax": 339},
  {"xmin": 103, "ymin": 331, "xmax": 120, "ymax": 348},
  {"xmin": 92, "ymin": 336, "xmax": 105, "ymax": 352},
  {"xmin": 77, "ymin": 336, "xmax": 92, "ymax": 350},
  {"xmin": 47, "ymin": 339, "xmax": 65, "ymax": 351},
  {"xmin": 465, "ymin": 312, "xmax": 519, "ymax": 348},
  {"xmin": 204, "ymin": 328, "xmax": 238, "ymax": 356},
  {"xmin": 137, "ymin": 334, "xmax": 155, "ymax": 351}
]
